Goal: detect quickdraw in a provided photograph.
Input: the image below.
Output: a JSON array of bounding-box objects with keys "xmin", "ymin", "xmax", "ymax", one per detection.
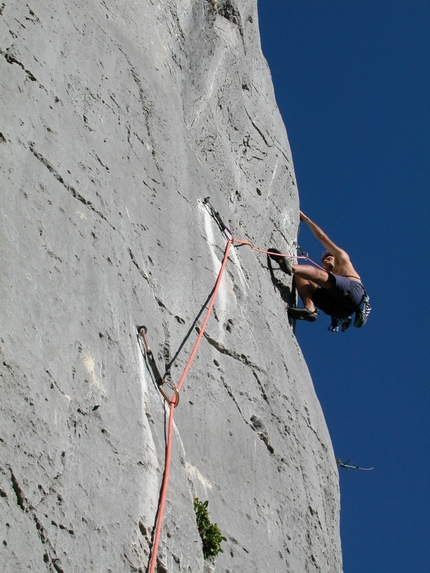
[
  {"xmin": 203, "ymin": 197, "xmax": 233, "ymax": 240},
  {"xmin": 137, "ymin": 326, "xmax": 179, "ymax": 407},
  {"xmin": 337, "ymin": 459, "xmax": 374, "ymax": 471}
]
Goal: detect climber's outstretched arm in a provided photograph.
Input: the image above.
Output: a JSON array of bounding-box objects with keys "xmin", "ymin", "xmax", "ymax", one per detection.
[{"xmin": 299, "ymin": 211, "xmax": 350, "ymax": 264}]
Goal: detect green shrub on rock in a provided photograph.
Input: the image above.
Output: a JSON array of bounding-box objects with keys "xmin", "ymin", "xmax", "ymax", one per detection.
[{"xmin": 193, "ymin": 497, "xmax": 227, "ymax": 559}]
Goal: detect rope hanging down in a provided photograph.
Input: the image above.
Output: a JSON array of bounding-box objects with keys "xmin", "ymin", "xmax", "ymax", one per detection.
[{"xmin": 142, "ymin": 238, "xmax": 233, "ymax": 573}]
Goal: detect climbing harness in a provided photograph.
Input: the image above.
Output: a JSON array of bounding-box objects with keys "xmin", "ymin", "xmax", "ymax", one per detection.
[
  {"xmin": 137, "ymin": 326, "xmax": 179, "ymax": 407},
  {"xmin": 328, "ymin": 289, "xmax": 372, "ymax": 333},
  {"xmin": 337, "ymin": 458, "xmax": 374, "ymax": 471}
]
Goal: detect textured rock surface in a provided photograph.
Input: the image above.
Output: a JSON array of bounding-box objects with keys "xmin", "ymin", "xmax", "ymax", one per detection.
[{"xmin": 0, "ymin": 1, "xmax": 342, "ymax": 571}]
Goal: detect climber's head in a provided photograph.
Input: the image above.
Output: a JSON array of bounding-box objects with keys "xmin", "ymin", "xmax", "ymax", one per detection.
[
  {"xmin": 321, "ymin": 251, "xmax": 334, "ymax": 262},
  {"xmin": 321, "ymin": 251, "xmax": 335, "ymax": 271}
]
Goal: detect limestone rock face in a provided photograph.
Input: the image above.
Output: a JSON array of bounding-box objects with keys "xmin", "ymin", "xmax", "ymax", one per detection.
[{"xmin": 0, "ymin": 1, "xmax": 342, "ymax": 571}]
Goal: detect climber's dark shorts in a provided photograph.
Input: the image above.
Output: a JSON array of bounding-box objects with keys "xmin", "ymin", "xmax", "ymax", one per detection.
[{"xmin": 313, "ymin": 274, "xmax": 364, "ymax": 319}]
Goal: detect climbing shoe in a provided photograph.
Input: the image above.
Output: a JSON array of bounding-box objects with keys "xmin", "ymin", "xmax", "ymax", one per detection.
[
  {"xmin": 288, "ymin": 307, "xmax": 319, "ymax": 322},
  {"xmin": 267, "ymin": 248, "xmax": 293, "ymax": 275}
]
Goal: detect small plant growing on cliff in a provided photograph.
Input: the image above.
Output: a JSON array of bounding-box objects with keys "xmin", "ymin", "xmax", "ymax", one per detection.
[{"xmin": 193, "ymin": 497, "xmax": 226, "ymax": 559}]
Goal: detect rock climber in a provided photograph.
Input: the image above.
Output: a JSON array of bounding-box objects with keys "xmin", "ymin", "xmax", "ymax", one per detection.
[{"xmin": 268, "ymin": 211, "xmax": 366, "ymax": 323}]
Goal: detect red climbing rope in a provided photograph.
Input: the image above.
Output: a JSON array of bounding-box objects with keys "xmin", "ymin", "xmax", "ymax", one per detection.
[
  {"xmin": 147, "ymin": 239, "xmax": 233, "ymax": 573},
  {"xmin": 148, "ymin": 399, "xmax": 175, "ymax": 573},
  {"xmin": 233, "ymin": 238, "xmax": 325, "ymax": 270}
]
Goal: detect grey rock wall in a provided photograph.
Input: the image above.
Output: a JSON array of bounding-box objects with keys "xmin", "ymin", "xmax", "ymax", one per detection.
[{"xmin": 0, "ymin": 1, "xmax": 342, "ymax": 571}]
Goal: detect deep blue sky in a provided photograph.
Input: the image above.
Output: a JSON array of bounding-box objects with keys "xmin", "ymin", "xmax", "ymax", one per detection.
[{"xmin": 258, "ymin": 2, "xmax": 429, "ymax": 572}]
